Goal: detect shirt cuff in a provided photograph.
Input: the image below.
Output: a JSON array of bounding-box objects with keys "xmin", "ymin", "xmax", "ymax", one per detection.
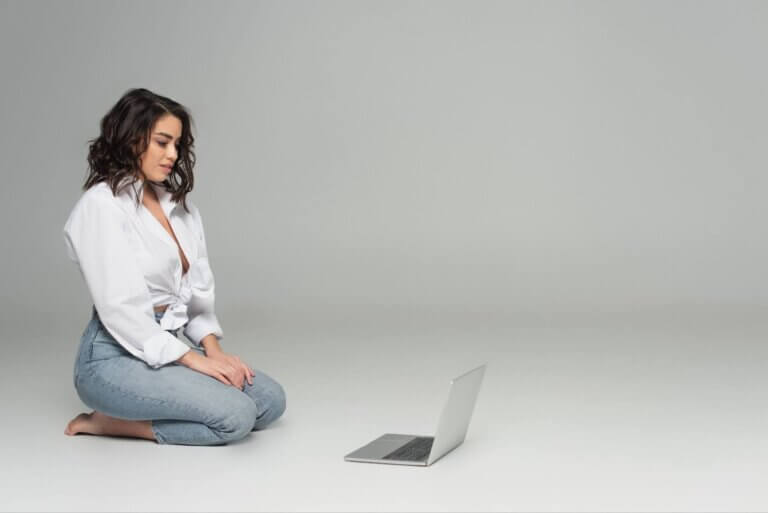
[
  {"xmin": 183, "ymin": 312, "xmax": 223, "ymax": 346},
  {"xmin": 142, "ymin": 330, "xmax": 191, "ymax": 368}
]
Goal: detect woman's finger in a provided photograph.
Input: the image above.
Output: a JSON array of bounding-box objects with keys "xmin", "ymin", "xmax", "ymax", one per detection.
[
  {"xmin": 243, "ymin": 364, "xmax": 253, "ymax": 385},
  {"xmin": 219, "ymin": 370, "xmax": 235, "ymax": 386},
  {"xmin": 214, "ymin": 372, "xmax": 231, "ymax": 386},
  {"xmin": 225, "ymin": 371, "xmax": 239, "ymax": 388},
  {"xmin": 229, "ymin": 356, "xmax": 251, "ymax": 379},
  {"xmin": 225, "ymin": 366, "xmax": 242, "ymax": 388},
  {"xmin": 214, "ymin": 363, "xmax": 236, "ymax": 386}
]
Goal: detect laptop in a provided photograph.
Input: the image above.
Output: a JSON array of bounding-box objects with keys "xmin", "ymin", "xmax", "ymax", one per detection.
[{"xmin": 344, "ymin": 364, "xmax": 486, "ymax": 466}]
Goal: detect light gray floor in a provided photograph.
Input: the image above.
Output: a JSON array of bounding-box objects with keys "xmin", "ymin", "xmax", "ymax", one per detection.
[{"xmin": 1, "ymin": 306, "xmax": 767, "ymax": 512}]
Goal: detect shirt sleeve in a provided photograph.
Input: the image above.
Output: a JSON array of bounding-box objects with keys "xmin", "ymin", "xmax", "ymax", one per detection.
[
  {"xmin": 182, "ymin": 204, "xmax": 224, "ymax": 346},
  {"xmin": 63, "ymin": 194, "xmax": 191, "ymax": 368}
]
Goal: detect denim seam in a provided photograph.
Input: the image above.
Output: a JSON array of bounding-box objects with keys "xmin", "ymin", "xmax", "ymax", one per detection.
[
  {"xmin": 150, "ymin": 422, "xmax": 168, "ymax": 444},
  {"xmin": 87, "ymin": 341, "xmax": 130, "ymax": 363},
  {"xmin": 74, "ymin": 320, "xmax": 100, "ymax": 385},
  {"xmin": 86, "ymin": 322, "xmax": 103, "ymax": 365}
]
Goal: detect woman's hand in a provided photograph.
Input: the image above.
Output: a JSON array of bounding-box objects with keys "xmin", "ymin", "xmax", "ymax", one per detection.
[
  {"xmin": 205, "ymin": 349, "xmax": 255, "ymax": 389},
  {"xmin": 177, "ymin": 350, "xmax": 251, "ymax": 389}
]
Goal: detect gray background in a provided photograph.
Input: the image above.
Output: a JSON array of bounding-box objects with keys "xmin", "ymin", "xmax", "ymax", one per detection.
[{"xmin": 1, "ymin": 1, "xmax": 767, "ymax": 512}]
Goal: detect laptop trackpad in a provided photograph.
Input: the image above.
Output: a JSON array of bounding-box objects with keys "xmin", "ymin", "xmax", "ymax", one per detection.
[{"xmin": 347, "ymin": 433, "xmax": 419, "ymax": 459}]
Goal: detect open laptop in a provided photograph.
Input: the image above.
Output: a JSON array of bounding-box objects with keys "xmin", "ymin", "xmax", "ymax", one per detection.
[{"xmin": 344, "ymin": 364, "xmax": 486, "ymax": 466}]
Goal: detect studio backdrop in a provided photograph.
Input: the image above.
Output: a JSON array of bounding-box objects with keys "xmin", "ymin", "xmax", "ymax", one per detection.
[{"xmin": 2, "ymin": 0, "xmax": 767, "ymax": 339}]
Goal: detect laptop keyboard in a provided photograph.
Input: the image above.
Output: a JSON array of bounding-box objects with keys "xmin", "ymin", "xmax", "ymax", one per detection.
[{"xmin": 382, "ymin": 437, "xmax": 434, "ymax": 461}]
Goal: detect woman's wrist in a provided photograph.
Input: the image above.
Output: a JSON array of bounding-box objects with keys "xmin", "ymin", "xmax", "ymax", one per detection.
[
  {"xmin": 200, "ymin": 334, "xmax": 222, "ymax": 354},
  {"xmin": 177, "ymin": 348, "xmax": 197, "ymax": 366}
]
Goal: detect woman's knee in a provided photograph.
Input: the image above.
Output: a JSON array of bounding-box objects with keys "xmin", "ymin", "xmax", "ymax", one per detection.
[
  {"xmin": 252, "ymin": 378, "xmax": 286, "ymax": 429},
  {"xmin": 211, "ymin": 395, "xmax": 259, "ymax": 443},
  {"xmin": 268, "ymin": 381, "xmax": 287, "ymax": 420}
]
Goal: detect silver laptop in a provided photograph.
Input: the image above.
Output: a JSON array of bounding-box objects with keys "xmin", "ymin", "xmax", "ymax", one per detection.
[{"xmin": 344, "ymin": 364, "xmax": 486, "ymax": 466}]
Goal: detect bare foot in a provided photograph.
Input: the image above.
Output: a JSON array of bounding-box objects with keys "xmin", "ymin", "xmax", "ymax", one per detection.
[
  {"xmin": 65, "ymin": 411, "xmax": 103, "ymax": 436},
  {"xmin": 65, "ymin": 411, "xmax": 155, "ymax": 440}
]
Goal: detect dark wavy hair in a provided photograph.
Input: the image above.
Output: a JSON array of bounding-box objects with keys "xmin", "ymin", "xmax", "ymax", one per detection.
[{"xmin": 84, "ymin": 88, "xmax": 196, "ymax": 213}]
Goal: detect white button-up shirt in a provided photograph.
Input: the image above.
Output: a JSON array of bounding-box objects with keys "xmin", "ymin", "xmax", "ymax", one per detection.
[{"xmin": 63, "ymin": 177, "xmax": 223, "ymax": 368}]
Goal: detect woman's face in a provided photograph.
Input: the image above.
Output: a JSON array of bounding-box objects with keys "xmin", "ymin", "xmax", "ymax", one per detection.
[{"xmin": 138, "ymin": 114, "xmax": 182, "ymax": 183}]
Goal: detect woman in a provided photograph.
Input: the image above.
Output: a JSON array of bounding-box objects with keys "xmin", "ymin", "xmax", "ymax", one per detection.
[{"xmin": 63, "ymin": 88, "xmax": 286, "ymax": 445}]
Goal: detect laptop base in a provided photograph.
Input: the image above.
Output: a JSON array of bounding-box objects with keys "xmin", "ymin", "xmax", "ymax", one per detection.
[{"xmin": 344, "ymin": 433, "xmax": 432, "ymax": 466}]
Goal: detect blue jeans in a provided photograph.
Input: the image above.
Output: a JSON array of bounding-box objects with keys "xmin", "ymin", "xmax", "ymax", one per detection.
[{"xmin": 73, "ymin": 306, "xmax": 286, "ymax": 445}]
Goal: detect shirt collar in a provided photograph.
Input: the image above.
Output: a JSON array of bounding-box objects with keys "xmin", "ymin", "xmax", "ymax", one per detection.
[{"xmin": 119, "ymin": 176, "xmax": 178, "ymax": 218}]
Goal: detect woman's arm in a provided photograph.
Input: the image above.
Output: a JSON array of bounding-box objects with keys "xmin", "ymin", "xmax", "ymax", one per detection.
[
  {"xmin": 182, "ymin": 204, "xmax": 224, "ymax": 346},
  {"xmin": 181, "ymin": 203, "xmax": 253, "ymax": 387},
  {"xmin": 64, "ymin": 193, "xmax": 190, "ymax": 368}
]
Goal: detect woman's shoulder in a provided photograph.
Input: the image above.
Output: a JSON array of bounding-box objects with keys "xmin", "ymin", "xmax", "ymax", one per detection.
[
  {"xmin": 80, "ymin": 181, "xmax": 116, "ymax": 203},
  {"xmin": 66, "ymin": 182, "xmax": 137, "ymax": 224},
  {"xmin": 87, "ymin": 181, "xmax": 141, "ymax": 207}
]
